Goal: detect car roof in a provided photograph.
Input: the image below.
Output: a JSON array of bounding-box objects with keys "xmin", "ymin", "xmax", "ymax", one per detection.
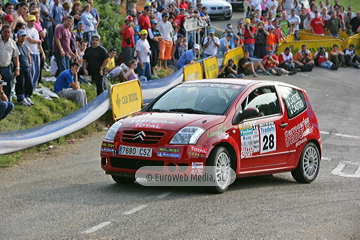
[{"xmin": 186, "ymin": 78, "xmax": 303, "ymax": 91}]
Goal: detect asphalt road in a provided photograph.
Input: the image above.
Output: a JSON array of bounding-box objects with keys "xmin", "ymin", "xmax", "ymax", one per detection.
[{"xmin": 1, "ymin": 67, "xmax": 360, "ymax": 239}]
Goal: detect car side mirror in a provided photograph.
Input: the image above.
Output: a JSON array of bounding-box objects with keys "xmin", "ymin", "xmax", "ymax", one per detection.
[{"xmin": 232, "ymin": 108, "xmax": 260, "ymax": 124}]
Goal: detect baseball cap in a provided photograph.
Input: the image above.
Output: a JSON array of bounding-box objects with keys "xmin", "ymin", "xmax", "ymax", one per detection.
[
  {"xmin": 193, "ymin": 44, "xmax": 200, "ymax": 50},
  {"xmin": 27, "ymin": 15, "xmax": 36, "ymax": 21},
  {"xmin": 151, "ymin": 19, "xmax": 158, "ymax": 24},
  {"xmin": 78, "ymin": 21, "xmax": 83, "ymax": 25},
  {"xmin": 140, "ymin": 29, "xmax": 148, "ymax": 35},
  {"xmin": 145, "ymin": 2, "xmax": 151, "ymax": 6},
  {"xmin": 110, "ymin": 48, "xmax": 117, "ymax": 52},
  {"xmin": 4, "ymin": 14, "xmax": 14, "ymax": 22},
  {"xmin": 175, "ymin": 8, "xmax": 180, "ymax": 12},
  {"xmin": 125, "ymin": 15, "xmax": 133, "ymax": 21},
  {"xmin": 238, "ymin": 20, "xmax": 243, "ymax": 24},
  {"xmin": 162, "ymin": 12, "xmax": 169, "ymax": 17},
  {"xmin": 17, "ymin": 29, "xmax": 26, "ymax": 36},
  {"xmin": 267, "ymin": 50, "xmax": 273, "ymax": 55},
  {"xmin": 245, "ymin": 18, "xmax": 250, "ymax": 23},
  {"xmin": 137, "ymin": 10, "xmax": 142, "ymax": 14},
  {"xmin": 269, "ymin": 26, "xmax": 274, "ymax": 29},
  {"xmin": 10, "ymin": 0, "xmax": 18, "ymax": 4},
  {"xmin": 209, "ymin": 28, "xmax": 215, "ymax": 34}
]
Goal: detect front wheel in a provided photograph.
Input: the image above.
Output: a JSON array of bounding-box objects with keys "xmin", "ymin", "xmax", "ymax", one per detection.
[
  {"xmin": 291, "ymin": 142, "xmax": 320, "ymax": 183},
  {"xmin": 205, "ymin": 146, "xmax": 233, "ymax": 194},
  {"xmin": 111, "ymin": 175, "xmax": 135, "ymax": 184}
]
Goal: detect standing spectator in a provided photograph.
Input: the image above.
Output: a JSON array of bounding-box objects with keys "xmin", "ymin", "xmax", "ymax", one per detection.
[
  {"xmin": 25, "ymin": 15, "xmax": 45, "ymax": 88},
  {"xmin": 217, "ymin": 34, "xmax": 232, "ymax": 56},
  {"xmin": 346, "ymin": 6, "xmax": 356, "ymax": 21},
  {"xmin": 70, "ymin": 1, "xmax": 83, "ymax": 27},
  {"xmin": 266, "ymin": 26, "xmax": 276, "ymax": 52},
  {"xmin": 87, "ymin": 0, "xmax": 100, "ymax": 34},
  {"xmin": 310, "ymin": 11, "xmax": 325, "ymax": 35},
  {"xmin": 239, "ymin": 51, "xmax": 271, "ymax": 77},
  {"xmin": 202, "ymin": 28, "xmax": 220, "ymax": 58},
  {"xmin": 73, "ymin": 21, "xmax": 84, "ymax": 39},
  {"xmin": 317, "ymin": 1, "xmax": 325, "ymax": 12},
  {"xmin": 40, "ymin": 0, "xmax": 53, "ymax": 52},
  {"xmin": 158, "ymin": 12, "xmax": 173, "ymax": 69},
  {"xmin": 327, "ymin": 11, "xmax": 341, "ymax": 37},
  {"xmin": 254, "ymin": 21, "xmax": 269, "ymax": 58},
  {"xmin": 50, "ymin": 0, "xmax": 65, "ymax": 28},
  {"xmin": 83, "ymin": 34, "xmax": 109, "ymax": 95},
  {"xmin": 105, "ymin": 48, "xmax": 117, "ymax": 72},
  {"xmin": 293, "ymin": 0, "xmax": 301, "ymax": 15},
  {"xmin": 288, "ymin": 9, "xmax": 301, "ymax": 40},
  {"xmin": 282, "ymin": 0, "xmax": 293, "ymax": 14},
  {"xmin": 251, "ymin": 0, "xmax": 262, "ymax": 13},
  {"xmin": 279, "ymin": 12, "xmax": 291, "ymax": 36},
  {"xmin": 63, "ymin": 2, "xmax": 71, "ymax": 16},
  {"xmin": 0, "ymin": 25, "xmax": 20, "ymax": 100},
  {"xmin": 295, "ymin": 44, "xmax": 315, "ymax": 71},
  {"xmin": 54, "ymin": 62, "xmax": 87, "ymax": 106},
  {"xmin": 135, "ymin": 30, "xmax": 151, "ymax": 81},
  {"xmin": 0, "ymin": 82, "xmax": 14, "ymax": 120},
  {"xmin": 329, "ymin": 44, "xmax": 345, "ymax": 68},
  {"xmin": 243, "ymin": 18, "xmax": 255, "ymax": 57},
  {"xmin": 81, "ymin": 3, "xmax": 97, "ymax": 43},
  {"xmin": 266, "ymin": 0, "xmax": 278, "ymax": 16},
  {"xmin": 324, "ymin": 0, "xmax": 331, "ymax": 11},
  {"xmin": 138, "ymin": 6, "xmax": 151, "ymax": 30},
  {"xmin": 15, "ymin": 30, "xmax": 33, "ymax": 106},
  {"xmin": 273, "ymin": 20, "xmax": 287, "ymax": 54},
  {"xmin": 219, "ymin": 58, "xmax": 245, "ymax": 79},
  {"xmin": 172, "ymin": 34, "xmax": 186, "ymax": 66},
  {"xmin": 148, "ymin": 19, "xmax": 162, "ymax": 78},
  {"xmin": 299, "ymin": 7, "xmax": 307, "ymax": 30},
  {"xmin": 53, "ymin": 15, "xmax": 76, "ymax": 73},
  {"xmin": 303, "ymin": 12, "xmax": 312, "ymax": 30},
  {"xmin": 176, "ymin": 44, "xmax": 200, "ymax": 70},
  {"xmin": 314, "ymin": 46, "xmax": 337, "ymax": 70},
  {"xmin": 11, "ymin": 2, "xmax": 28, "ymax": 31},
  {"xmin": 350, "ymin": 12, "xmax": 360, "ymax": 34},
  {"xmin": 119, "ymin": 15, "xmax": 135, "ymax": 67},
  {"xmin": 344, "ymin": 44, "xmax": 360, "ymax": 68}
]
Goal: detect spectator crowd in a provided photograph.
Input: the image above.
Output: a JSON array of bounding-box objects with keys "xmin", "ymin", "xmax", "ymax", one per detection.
[{"xmin": 1, "ymin": 0, "xmax": 360, "ymax": 121}]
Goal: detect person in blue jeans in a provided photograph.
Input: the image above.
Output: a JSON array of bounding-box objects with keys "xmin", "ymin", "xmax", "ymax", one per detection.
[
  {"xmin": 0, "ymin": 83, "xmax": 14, "ymax": 121},
  {"xmin": 135, "ymin": 29, "xmax": 152, "ymax": 81}
]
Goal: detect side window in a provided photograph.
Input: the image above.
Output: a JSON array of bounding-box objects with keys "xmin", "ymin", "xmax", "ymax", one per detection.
[
  {"xmin": 280, "ymin": 86, "xmax": 307, "ymax": 119},
  {"xmin": 241, "ymin": 86, "xmax": 281, "ymax": 117}
]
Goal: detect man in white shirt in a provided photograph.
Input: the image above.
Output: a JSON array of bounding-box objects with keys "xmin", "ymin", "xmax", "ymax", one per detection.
[
  {"xmin": 25, "ymin": 14, "xmax": 45, "ymax": 88},
  {"xmin": 303, "ymin": 12, "xmax": 312, "ymax": 30},
  {"xmin": 251, "ymin": 0, "xmax": 262, "ymax": 12},
  {"xmin": 288, "ymin": 9, "xmax": 301, "ymax": 40},
  {"xmin": 282, "ymin": 0, "xmax": 294, "ymax": 14},
  {"xmin": 266, "ymin": 0, "xmax": 278, "ymax": 16},
  {"xmin": 158, "ymin": 12, "xmax": 173, "ymax": 69},
  {"xmin": 136, "ymin": 29, "xmax": 151, "ymax": 80},
  {"xmin": 202, "ymin": 28, "xmax": 220, "ymax": 58}
]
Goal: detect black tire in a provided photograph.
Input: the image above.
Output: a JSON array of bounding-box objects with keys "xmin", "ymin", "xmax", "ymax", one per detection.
[
  {"xmin": 224, "ymin": 14, "xmax": 232, "ymax": 20},
  {"xmin": 111, "ymin": 175, "xmax": 135, "ymax": 184},
  {"xmin": 205, "ymin": 146, "xmax": 233, "ymax": 194},
  {"xmin": 291, "ymin": 142, "xmax": 320, "ymax": 183}
]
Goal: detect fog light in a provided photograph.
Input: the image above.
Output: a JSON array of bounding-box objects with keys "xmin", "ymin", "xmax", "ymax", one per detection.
[
  {"xmin": 167, "ymin": 163, "xmax": 177, "ymax": 172},
  {"xmin": 101, "ymin": 157, "xmax": 108, "ymax": 166}
]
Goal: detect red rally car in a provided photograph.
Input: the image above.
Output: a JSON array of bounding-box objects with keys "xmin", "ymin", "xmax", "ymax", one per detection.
[{"xmin": 100, "ymin": 79, "xmax": 322, "ymax": 193}]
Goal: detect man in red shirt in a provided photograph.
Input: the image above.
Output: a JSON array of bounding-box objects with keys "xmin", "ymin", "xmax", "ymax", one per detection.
[
  {"xmin": 243, "ymin": 18, "xmax": 256, "ymax": 57},
  {"xmin": 138, "ymin": 6, "xmax": 151, "ymax": 30},
  {"xmin": 119, "ymin": 15, "xmax": 135, "ymax": 67},
  {"xmin": 310, "ymin": 11, "xmax": 325, "ymax": 35},
  {"xmin": 261, "ymin": 50, "xmax": 296, "ymax": 75},
  {"xmin": 179, "ymin": 0, "xmax": 188, "ymax": 10}
]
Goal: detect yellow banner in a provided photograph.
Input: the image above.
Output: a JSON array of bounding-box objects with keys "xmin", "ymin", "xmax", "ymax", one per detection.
[
  {"xmin": 346, "ymin": 34, "xmax": 360, "ymax": 56},
  {"xmin": 183, "ymin": 62, "xmax": 203, "ymax": 81},
  {"xmin": 203, "ymin": 56, "xmax": 218, "ymax": 79},
  {"xmin": 223, "ymin": 47, "xmax": 244, "ymax": 66},
  {"xmin": 110, "ymin": 80, "xmax": 143, "ymax": 121},
  {"xmin": 300, "ymin": 30, "xmax": 349, "ymax": 41}
]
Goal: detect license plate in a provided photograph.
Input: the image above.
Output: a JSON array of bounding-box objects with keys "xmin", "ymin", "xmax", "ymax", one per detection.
[{"xmin": 119, "ymin": 146, "xmax": 152, "ymax": 157}]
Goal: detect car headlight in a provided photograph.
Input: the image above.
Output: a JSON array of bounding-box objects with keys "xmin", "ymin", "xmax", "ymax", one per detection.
[
  {"xmin": 104, "ymin": 121, "xmax": 123, "ymax": 141},
  {"xmin": 170, "ymin": 127, "xmax": 205, "ymax": 145},
  {"xmin": 225, "ymin": 6, "xmax": 231, "ymax": 9}
]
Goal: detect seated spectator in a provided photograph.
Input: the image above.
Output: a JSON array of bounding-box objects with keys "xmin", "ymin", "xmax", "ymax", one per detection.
[
  {"xmin": 329, "ymin": 44, "xmax": 345, "ymax": 68},
  {"xmin": 238, "ymin": 51, "xmax": 271, "ymax": 77},
  {"xmin": 0, "ymin": 82, "xmax": 14, "ymax": 121},
  {"xmin": 123, "ymin": 60, "xmax": 139, "ymax": 81},
  {"xmin": 261, "ymin": 50, "xmax": 296, "ymax": 76},
  {"xmin": 176, "ymin": 44, "xmax": 200, "ymax": 71},
  {"xmin": 105, "ymin": 48, "xmax": 117, "ymax": 73},
  {"xmin": 278, "ymin": 47, "xmax": 298, "ymax": 72},
  {"xmin": 314, "ymin": 46, "xmax": 337, "ymax": 70},
  {"xmin": 344, "ymin": 44, "xmax": 360, "ymax": 68},
  {"xmin": 219, "ymin": 59, "xmax": 244, "ymax": 79},
  {"xmin": 54, "ymin": 62, "xmax": 88, "ymax": 106},
  {"xmin": 295, "ymin": 44, "xmax": 315, "ymax": 71}
]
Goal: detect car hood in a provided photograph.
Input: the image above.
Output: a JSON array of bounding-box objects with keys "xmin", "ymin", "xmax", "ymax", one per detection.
[
  {"xmin": 202, "ymin": 0, "xmax": 231, "ymax": 7},
  {"xmin": 121, "ymin": 112, "xmax": 226, "ymax": 131}
]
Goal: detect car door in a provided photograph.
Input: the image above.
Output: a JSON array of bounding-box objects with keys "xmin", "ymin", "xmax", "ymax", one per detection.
[{"xmin": 236, "ymin": 85, "xmax": 290, "ymax": 170}]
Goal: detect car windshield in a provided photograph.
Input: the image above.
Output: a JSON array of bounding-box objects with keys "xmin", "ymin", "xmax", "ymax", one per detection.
[{"xmin": 149, "ymin": 83, "xmax": 243, "ymax": 115}]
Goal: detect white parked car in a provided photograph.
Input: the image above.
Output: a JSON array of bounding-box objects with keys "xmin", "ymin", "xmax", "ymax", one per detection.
[{"xmin": 202, "ymin": 0, "xmax": 233, "ymax": 20}]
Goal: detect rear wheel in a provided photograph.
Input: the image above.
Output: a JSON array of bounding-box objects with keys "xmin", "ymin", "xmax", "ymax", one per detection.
[
  {"xmin": 111, "ymin": 175, "xmax": 135, "ymax": 184},
  {"xmin": 205, "ymin": 146, "xmax": 232, "ymax": 194},
  {"xmin": 291, "ymin": 142, "xmax": 320, "ymax": 183}
]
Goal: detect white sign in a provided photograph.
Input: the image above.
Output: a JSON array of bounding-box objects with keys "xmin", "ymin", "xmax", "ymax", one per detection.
[{"xmin": 259, "ymin": 122, "xmax": 277, "ymax": 154}]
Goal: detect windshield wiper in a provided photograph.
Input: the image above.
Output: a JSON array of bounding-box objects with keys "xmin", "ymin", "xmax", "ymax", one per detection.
[
  {"xmin": 169, "ymin": 108, "xmax": 208, "ymax": 114},
  {"xmin": 150, "ymin": 108, "xmax": 169, "ymax": 112}
]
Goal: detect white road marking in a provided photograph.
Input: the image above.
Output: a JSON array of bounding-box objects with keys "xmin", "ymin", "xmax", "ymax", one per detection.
[
  {"xmin": 82, "ymin": 221, "xmax": 112, "ymax": 234},
  {"xmin": 123, "ymin": 205, "xmax": 148, "ymax": 215},
  {"xmin": 320, "ymin": 131, "xmax": 360, "ymax": 139},
  {"xmin": 322, "ymin": 157, "xmax": 331, "ymax": 161},
  {"xmin": 331, "ymin": 161, "xmax": 360, "ymax": 178},
  {"xmin": 157, "ymin": 191, "xmax": 174, "ymax": 199}
]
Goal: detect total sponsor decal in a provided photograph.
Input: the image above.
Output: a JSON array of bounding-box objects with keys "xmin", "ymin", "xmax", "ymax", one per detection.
[
  {"xmin": 285, "ymin": 117, "xmax": 313, "ymax": 147},
  {"xmin": 102, "ymin": 142, "xmax": 115, "ymax": 148},
  {"xmin": 157, "ymin": 152, "xmax": 181, "ymax": 158},
  {"xmin": 189, "ymin": 146, "xmax": 207, "ymax": 154},
  {"xmin": 239, "ymin": 122, "xmax": 259, "ymax": 158},
  {"xmin": 159, "ymin": 147, "xmax": 180, "ymax": 153},
  {"xmin": 132, "ymin": 123, "xmax": 165, "ymax": 129}
]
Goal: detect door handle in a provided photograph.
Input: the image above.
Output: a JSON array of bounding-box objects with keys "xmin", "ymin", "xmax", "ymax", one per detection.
[{"xmin": 280, "ymin": 123, "xmax": 288, "ymax": 128}]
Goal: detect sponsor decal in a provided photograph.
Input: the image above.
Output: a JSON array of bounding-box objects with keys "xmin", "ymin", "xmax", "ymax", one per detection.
[
  {"xmin": 285, "ymin": 91, "xmax": 305, "ymax": 116},
  {"xmin": 260, "ymin": 122, "xmax": 277, "ymax": 154},
  {"xmin": 159, "ymin": 147, "xmax": 180, "ymax": 153},
  {"xmin": 239, "ymin": 122, "xmax": 259, "ymax": 158},
  {"xmin": 189, "ymin": 146, "xmax": 207, "ymax": 154},
  {"xmin": 101, "ymin": 148, "xmax": 116, "ymax": 154},
  {"xmin": 132, "ymin": 123, "xmax": 165, "ymax": 129},
  {"xmin": 188, "ymin": 151, "xmax": 206, "ymax": 158},
  {"xmin": 207, "ymin": 124, "xmax": 228, "ymax": 138},
  {"xmin": 295, "ymin": 137, "xmax": 307, "ymax": 147},
  {"xmin": 102, "ymin": 142, "xmax": 115, "ymax": 148},
  {"xmin": 192, "ymin": 162, "xmax": 204, "ymax": 169},
  {"xmin": 130, "ymin": 119, "xmax": 176, "ymax": 124},
  {"xmin": 285, "ymin": 117, "xmax": 313, "ymax": 147},
  {"xmin": 157, "ymin": 152, "xmax": 181, "ymax": 158}
]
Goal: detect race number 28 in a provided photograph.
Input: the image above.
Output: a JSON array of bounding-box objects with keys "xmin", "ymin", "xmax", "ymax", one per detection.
[
  {"xmin": 262, "ymin": 134, "xmax": 275, "ymax": 151},
  {"xmin": 260, "ymin": 122, "xmax": 277, "ymax": 154}
]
